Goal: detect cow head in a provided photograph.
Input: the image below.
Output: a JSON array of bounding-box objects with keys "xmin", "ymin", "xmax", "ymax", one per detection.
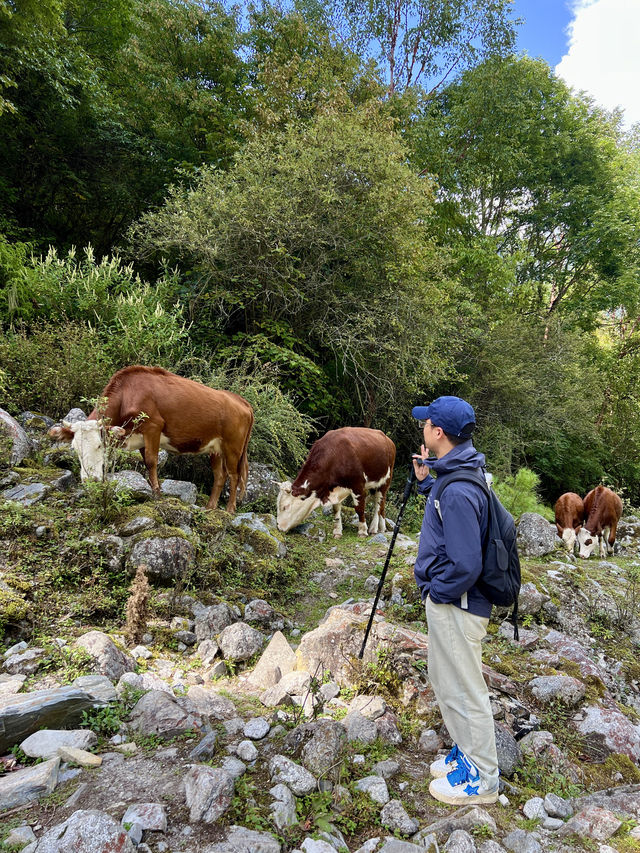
[
  {"xmin": 576, "ymin": 526, "xmax": 597, "ymax": 559},
  {"xmin": 50, "ymin": 419, "xmax": 126, "ymax": 481},
  {"xmin": 561, "ymin": 527, "xmax": 579, "ymax": 552},
  {"xmin": 276, "ymin": 480, "xmax": 321, "ymax": 532}
]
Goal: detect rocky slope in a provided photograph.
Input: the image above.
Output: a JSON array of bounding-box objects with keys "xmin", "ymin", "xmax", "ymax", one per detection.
[{"xmin": 2, "ymin": 408, "xmax": 640, "ymax": 853}]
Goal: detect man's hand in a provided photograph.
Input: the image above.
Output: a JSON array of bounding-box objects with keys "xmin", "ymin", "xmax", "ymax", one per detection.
[{"xmin": 412, "ymin": 445, "xmax": 430, "ymax": 481}]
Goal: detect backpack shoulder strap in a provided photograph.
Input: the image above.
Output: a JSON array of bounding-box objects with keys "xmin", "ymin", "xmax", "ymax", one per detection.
[{"xmin": 432, "ymin": 469, "xmax": 490, "ymax": 521}]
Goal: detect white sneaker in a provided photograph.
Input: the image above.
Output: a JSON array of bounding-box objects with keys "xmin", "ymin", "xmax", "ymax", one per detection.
[
  {"xmin": 429, "ymin": 753, "xmax": 498, "ymax": 806},
  {"xmin": 429, "ymin": 743, "xmax": 461, "ymax": 778}
]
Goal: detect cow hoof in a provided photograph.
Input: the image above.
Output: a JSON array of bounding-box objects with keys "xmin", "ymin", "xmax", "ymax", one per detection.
[{"xmin": 333, "ymin": 532, "xmax": 343, "ymax": 539}]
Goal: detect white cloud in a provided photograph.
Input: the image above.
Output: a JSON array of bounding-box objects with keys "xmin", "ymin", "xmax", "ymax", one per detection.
[{"xmin": 555, "ymin": 0, "xmax": 640, "ymax": 127}]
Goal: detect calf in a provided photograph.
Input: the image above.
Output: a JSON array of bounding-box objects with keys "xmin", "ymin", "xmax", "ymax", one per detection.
[
  {"xmin": 576, "ymin": 486, "xmax": 623, "ymax": 559},
  {"xmin": 277, "ymin": 427, "xmax": 396, "ymax": 538},
  {"xmin": 49, "ymin": 366, "xmax": 254, "ymax": 513},
  {"xmin": 554, "ymin": 492, "xmax": 584, "ymax": 552}
]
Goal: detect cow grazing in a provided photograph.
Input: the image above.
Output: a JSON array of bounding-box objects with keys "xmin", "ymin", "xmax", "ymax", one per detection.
[
  {"xmin": 554, "ymin": 492, "xmax": 585, "ymax": 552},
  {"xmin": 277, "ymin": 427, "xmax": 396, "ymax": 538},
  {"xmin": 576, "ymin": 486, "xmax": 623, "ymax": 559},
  {"xmin": 48, "ymin": 366, "xmax": 254, "ymax": 513}
]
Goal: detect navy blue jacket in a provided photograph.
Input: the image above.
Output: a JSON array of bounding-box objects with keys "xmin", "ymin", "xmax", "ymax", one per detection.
[{"xmin": 414, "ymin": 441, "xmax": 492, "ymax": 618}]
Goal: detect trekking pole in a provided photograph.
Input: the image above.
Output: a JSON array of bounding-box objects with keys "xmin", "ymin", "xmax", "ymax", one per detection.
[{"xmin": 359, "ymin": 463, "xmax": 417, "ymax": 659}]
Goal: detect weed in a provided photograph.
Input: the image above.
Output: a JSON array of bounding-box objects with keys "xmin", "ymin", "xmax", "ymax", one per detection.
[
  {"xmin": 471, "ymin": 823, "xmax": 495, "ymax": 840},
  {"xmin": 226, "ymin": 775, "xmax": 271, "ymax": 831}
]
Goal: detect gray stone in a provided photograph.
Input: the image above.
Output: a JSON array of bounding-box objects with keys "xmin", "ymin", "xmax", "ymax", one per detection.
[
  {"xmin": 75, "ymin": 630, "xmax": 135, "ymax": 681},
  {"xmin": 522, "ymin": 797, "xmax": 547, "ymax": 820},
  {"xmin": 574, "ymin": 703, "xmax": 640, "ymax": 760},
  {"xmin": 118, "ymin": 516, "xmax": 156, "ymax": 536},
  {"xmin": 186, "ymin": 686, "xmax": 236, "ymax": 720},
  {"xmin": 378, "ymin": 841, "xmax": 425, "ymax": 852},
  {"xmin": 4, "ymin": 647, "xmax": 45, "ymax": 675},
  {"xmin": 0, "ymin": 757, "xmax": 59, "ymax": 810},
  {"xmin": 198, "ymin": 639, "xmax": 220, "ymax": 666},
  {"xmin": 18, "ymin": 411, "xmax": 55, "ymax": 430},
  {"xmin": 2, "ymin": 482, "xmax": 48, "ymax": 505},
  {"xmin": 0, "ymin": 686, "xmax": 101, "ymax": 753},
  {"xmin": 342, "ymin": 710, "xmax": 378, "ymax": 744},
  {"xmin": 236, "ymin": 739, "xmax": 259, "ymax": 761},
  {"xmin": 203, "ymin": 825, "xmax": 282, "ymax": 853},
  {"xmin": 121, "ymin": 803, "xmax": 167, "ymax": 832},
  {"xmin": 502, "ymin": 830, "xmax": 541, "ymax": 853},
  {"xmin": 495, "ymin": 722, "xmax": 522, "ymax": 778},
  {"xmin": 34, "ymin": 809, "xmax": 136, "ymax": 852},
  {"xmin": 219, "ymin": 621, "xmax": 265, "ymax": 662},
  {"xmin": 415, "ymin": 806, "xmax": 497, "ymax": 844},
  {"xmin": 72, "ymin": 674, "xmax": 118, "ymax": 703},
  {"xmin": 128, "ymin": 535, "xmax": 195, "ymax": 579},
  {"xmin": 117, "ymin": 670, "xmax": 173, "ymax": 696},
  {"xmin": 527, "ymin": 675, "xmax": 586, "ymax": 706},
  {"xmin": 244, "ymin": 716, "xmax": 271, "ymax": 739},
  {"xmin": 380, "ymin": 800, "xmax": 419, "ymax": 835},
  {"xmin": 516, "ymin": 513, "xmax": 557, "ymax": 557},
  {"xmin": 189, "ymin": 731, "xmax": 218, "ymax": 761},
  {"xmin": 83, "ymin": 534, "xmax": 125, "ymax": 572},
  {"xmin": 0, "ymin": 673, "xmax": 26, "ymax": 695},
  {"xmin": 269, "ymin": 754, "xmax": 317, "ymax": 795},
  {"xmin": 298, "ymin": 721, "xmax": 347, "ymax": 780},
  {"xmin": 221, "ymin": 756, "xmax": 247, "ymax": 779},
  {"xmin": 418, "ymin": 728, "xmax": 443, "ymax": 753},
  {"xmin": 244, "ymin": 599, "xmax": 285, "ymax": 630},
  {"xmin": 544, "ymin": 792, "xmax": 573, "ymax": 819},
  {"xmin": 354, "ymin": 775, "xmax": 389, "ymax": 805},
  {"xmin": 127, "ymin": 690, "xmax": 203, "ymax": 739},
  {"xmin": 299, "ymin": 841, "xmax": 336, "ymax": 853},
  {"xmin": 20, "ymin": 728, "xmax": 97, "ymax": 759},
  {"xmin": 348, "ymin": 695, "xmax": 386, "ymax": 720},
  {"xmin": 557, "ymin": 806, "xmax": 622, "ymax": 841},
  {"xmin": 372, "ymin": 759, "xmax": 400, "ymax": 779},
  {"xmin": 160, "ymin": 478, "xmax": 198, "ymax": 503},
  {"xmin": 195, "ymin": 603, "xmax": 236, "ymax": 641},
  {"xmin": 184, "ymin": 765, "xmax": 234, "ymax": 823},
  {"xmin": 0, "ymin": 408, "xmax": 34, "ymax": 466},
  {"xmin": 4, "ymin": 825, "xmax": 37, "ymax": 847},
  {"xmin": 106, "ymin": 470, "xmax": 154, "ymax": 499},
  {"xmin": 443, "ymin": 830, "xmax": 477, "ymax": 853}
]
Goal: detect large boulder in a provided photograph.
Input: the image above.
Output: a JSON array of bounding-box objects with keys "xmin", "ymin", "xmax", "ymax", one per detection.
[
  {"xmin": 75, "ymin": 631, "xmax": 135, "ymax": 681},
  {"xmin": 218, "ymin": 622, "xmax": 265, "ymax": 662},
  {"xmin": 0, "ymin": 757, "xmax": 60, "ymax": 810},
  {"xmin": 0, "ymin": 408, "xmax": 34, "ymax": 467},
  {"xmin": 127, "ymin": 690, "xmax": 204, "ymax": 739},
  {"xmin": 127, "ymin": 535, "xmax": 196, "ymax": 579},
  {"xmin": 516, "ymin": 513, "xmax": 557, "ymax": 557},
  {"xmin": 31, "ymin": 809, "xmax": 136, "ymax": 852}
]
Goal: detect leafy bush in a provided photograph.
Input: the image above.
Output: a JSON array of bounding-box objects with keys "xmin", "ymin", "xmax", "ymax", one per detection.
[{"xmin": 492, "ymin": 468, "xmax": 553, "ymax": 521}]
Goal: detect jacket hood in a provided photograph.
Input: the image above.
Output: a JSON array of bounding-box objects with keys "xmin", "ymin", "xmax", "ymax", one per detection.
[{"xmin": 429, "ymin": 440, "xmax": 486, "ymax": 476}]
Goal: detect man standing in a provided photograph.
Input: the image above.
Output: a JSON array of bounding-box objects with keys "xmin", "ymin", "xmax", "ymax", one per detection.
[{"xmin": 412, "ymin": 396, "xmax": 499, "ymax": 805}]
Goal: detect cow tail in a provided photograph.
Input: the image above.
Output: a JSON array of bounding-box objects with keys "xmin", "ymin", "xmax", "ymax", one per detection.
[{"xmin": 238, "ymin": 409, "xmax": 254, "ymax": 501}]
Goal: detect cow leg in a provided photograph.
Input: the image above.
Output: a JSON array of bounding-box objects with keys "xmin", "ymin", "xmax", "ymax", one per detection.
[
  {"xmin": 608, "ymin": 520, "xmax": 619, "ymax": 553},
  {"xmin": 355, "ymin": 493, "xmax": 367, "ymax": 537},
  {"xmin": 207, "ymin": 453, "xmax": 227, "ymax": 511},
  {"xmin": 378, "ymin": 485, "xmax": 389, "ymax": 533},
  {"xmin": 333, "ymin": 503, "xmax": 343, "ymax": 538},
  {"xmin": 368, "ymin": 491, "xmax": 382, "ymax": 535},
  {"xmin": 142, "ymin": 428, "xmax": 162, "ymax": 493},
  {"xmin": 224, "ymin": 449, "xmax": 241, "ymax": 514},
  {"xmin": 599, "ymin": 531, "xmax": 608, "ymax": 558}
]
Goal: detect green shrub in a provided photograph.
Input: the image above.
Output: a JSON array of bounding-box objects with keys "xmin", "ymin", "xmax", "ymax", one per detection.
[{"xmin": 492, "ymin": 467, "xmax": 553, "ymax": 521}]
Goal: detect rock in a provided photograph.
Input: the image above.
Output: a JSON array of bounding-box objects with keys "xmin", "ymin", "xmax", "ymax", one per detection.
[
  {"xmin": 4, "ymin": 826, "xmax": 37, "ymax": 848},
  {"xmin": 494, "ymin": 722, "xmax": 522, "ymax": 778},
  {"xmin": 18, "ymin": 411, "xmax": 55, "ymax": 431},
  {"xmin": 516, "ymin": 582, "xmax": 549, "ymax": 616},
  {"xmin": 117, "ymin": 671, "xmax": 173, "ymax": 695},
  {"xmin": 0, "ymin": 673, "xmax": 26, "ymax": 695},
  {"xmin": 2, "ymin": 482, "xmax": 48, "ymax": 505},
  {"xmin": 342, "ymin": 710, "xmax": 378, "ymax": 744},
  {"xmin": 516, "ymin": 513, "xmax": 557, "ymax": 557},
  {"xmin": 0, "ymin": 408, "xmax": 34, "ymax": 466},
  {"xmin": 72, "ymin": 674, "xmax": 118, "ymax": 703},
  {"xmin": 232, "ymin": 513, "xmax": 286, "ymax": 557},
  {"xmin": 502, "ymin": 830, "xmax": 541, "ymax": 853},
  {"xmin": 218, "ymin": 622, "xmax": 265, "ymax": 662},
  {"xmin": 203, "ymin": 825, "xmax": 282, "ymax": 852},
  {"xmin": 527, "ymin": 675, "xmax": 586, "ymax": 706},
  {"xmin": 75, "ymin": 631, "xmax": 135, "ymax": 681},
  {"xmin": 299, "ymin": 841, "xmax": 337, "ymax": 853},
  {"xmin": 198, "ymin": 639, "xmax": 220, "ymax": 666},
  {"xmin": 415, "ymin": 806, "xmax": 497, "ymax": 844},
  {"xmin": 118, "ymin": 516, "xmax": 156, "ymax": 536},
  {"xmin": 574, "ymin": 703, "xmax": 640, "ymax": 760},
  {"xmin": 0, "ymin": 757, "xmax": 59, "ymax": 811},
  {"xmin": 348, "ymin": 695, "xmax": 386, "ymax": 720},
  {"xmin": 184, "ymin": 765, "xmax": 235, "ymax": 823},
  {"xmin": 372, "ymin": 759, "xmax": 401, "ymax": 779},
  {"xmin": 236, "ymin": 739, "xmax": 259, "ymax": 761},
  {"xmin": 21, "ymin": 729, "xmax": 97, "ymax": 759},
  {"xmin": 378, "ymin": 839, "xmax": 425, "ymax": 852},
  {"xmin": 419, "ymin": 728, "xmax": 443, "ymax": 753},
  {"xmin": 106, "ymin": 470, "xmax": 154, "ymax": 499},
  {"xmin": 381, "ymin": 800, "xmax": 420, "ymax": 835},
  {"xmin": 242, "ymin": 463, "xmax": 282, "ymax": 505},
  {"xmin": 244, "ymin": 717, "xmax": 271, "ymax": 739},
  {"xmin": 186, "ymin": 686, "xmax": 236, "ymax": 720},
  {"xmin": 127, "ymin": 690, "xmax": 203, "ymax": 739},
  {"xmin": 522, "ymin": 797, "xmax": 547, "ymax": 820},
  {"xmin": 34, "ymin": 809, "xmax": 136, "ymax": 852},
  {"xmin": 4, "ymin": 647, "xmax": 45, "ymax": 675},
  {"xmin": 544, "ymin": 792, "xmax": 573, "ymax": 819},
  {"xmin": 189, "ymin": 731, "xmax": 218, "ymax": 761},
  {"xmin": 57, "ymin": 745, "xmax": 102, "ymax": 767},
  {"xmin": 83, "ymin": 534, "xmax": 125, "ymax": 572},
  {"xmin": 160, "ymin": 479, "xmax": 198, "ymax": 503},
  {"xmin": 354, "ymin": 775, "xmax": 389, "ymax": 805},
  {"xmin": 128, "ymin": 535, "xmax": 195, "ymax": 578},
  {"xmin": 443, "ymin": 830, "xmax": 477, "ymax": 852},
  {"xmin": 375, "ymin": 710, "xmax": 403, "ymax": 745},
  {"xmin": 244, "ymin": 599, "xmax": 285, "ymax": 631},
  {"xmin": 121, "ymin": 803, "xmax": 167, "ymax": 832},
  {"xmin": 558, "ymin": 806, "xmax": 622, "ymax": 841},
  {"xmin": 269, "ymin": 755, "xmax": 317, "ymax": 795},
  {"xmin": 519, "ymin": 730, "xmax": 554, "ymax": 757},
  {"xmin": 195, "ymin": 603, "xmax": 236, "ymax": 641},
  {"xmin": 299, "ymin": 721, "xmax": 347, "ymax": 780},
  {"xmin": 0, "ymin": 686, "xmax": 101, "ymax": 753}
]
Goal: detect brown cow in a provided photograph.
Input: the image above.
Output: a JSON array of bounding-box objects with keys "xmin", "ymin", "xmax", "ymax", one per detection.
[
  {"xmin": 49, "ymin": 366, "xmax": 254, "ymax": 513},
  {"xmin": 554, "ymin": 492, "xmax": 584, "ymax": 552},
  {"xmin": 576, "ymin": 486, "xmax": 623, "ymax": 559},
  {"xmin": 277, "ymin": 427, "xmax": 396, "ymax": 538}
]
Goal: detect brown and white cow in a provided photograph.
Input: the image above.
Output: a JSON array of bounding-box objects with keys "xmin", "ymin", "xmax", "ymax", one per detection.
[
  {"xmin": 576, "ymin": 486, "xmax": 623, "ymax": 559},
  {"xmin": 554, "ymin": 492, "xmax": 585, "ymax": 552},
  {"xmin": 49, "ymin": 366, "xmax": 254, "ymax": 513},
  {"xmin": 277, "ymin": 427, "xmax": 396, "ymax": 538}
]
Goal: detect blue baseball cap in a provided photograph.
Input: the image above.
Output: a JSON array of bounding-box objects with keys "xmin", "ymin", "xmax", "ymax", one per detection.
[{"xmin": 412, "ymin": 396, "xmax": 476, "ymax": 438}]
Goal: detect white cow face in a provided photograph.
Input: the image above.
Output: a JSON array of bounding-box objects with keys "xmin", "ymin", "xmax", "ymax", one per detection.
[
  {"xmin": 576, "ymin": 527, "xmax": 597, "ymax": 559},
  {"xmin": 561, "ymin": 527, "xmax": 578, "ymax": 552},
  {"xmin": 65, "ymin": 420, "xmax": 126, "ymax": 481},
  {"xmin": 276, "ymin": 480, "xmax": 321, "ymax": 532}
]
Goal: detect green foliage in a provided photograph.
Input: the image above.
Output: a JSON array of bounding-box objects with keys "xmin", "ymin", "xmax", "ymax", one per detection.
[
  {"xmin": 226, "ymin": 775, "xmax": 271, "ymax": 831},
  {"xmin": 492, "ymin": 468, "xmax": 552, "ymax": 522},
  {"xmin": 514, "ymin": 752, "xmax": 583, "ymax": 799},
  {"xmin": 80, "ymin": 683, "xmax": 146, "ymax": 738}
]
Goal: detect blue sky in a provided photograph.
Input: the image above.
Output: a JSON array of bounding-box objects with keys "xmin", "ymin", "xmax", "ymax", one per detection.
[{"xmin": 512, "ymin": 0, "xmax": 640, "ymax": 128}]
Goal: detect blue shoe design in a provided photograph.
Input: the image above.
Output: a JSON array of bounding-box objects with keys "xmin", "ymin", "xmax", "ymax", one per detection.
[
  {"xmin": 429, "ymin": 743, "xmax": 461, "ymax": 779},
  {"xmin": 429, "ymin": 752, "xmax": 498, "ymax": 805}
]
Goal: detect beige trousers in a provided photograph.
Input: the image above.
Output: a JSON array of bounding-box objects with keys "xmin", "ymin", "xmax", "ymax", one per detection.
[{"xmin": 426, "ymin": 596, "xmax": 499, "ymax": 790}]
